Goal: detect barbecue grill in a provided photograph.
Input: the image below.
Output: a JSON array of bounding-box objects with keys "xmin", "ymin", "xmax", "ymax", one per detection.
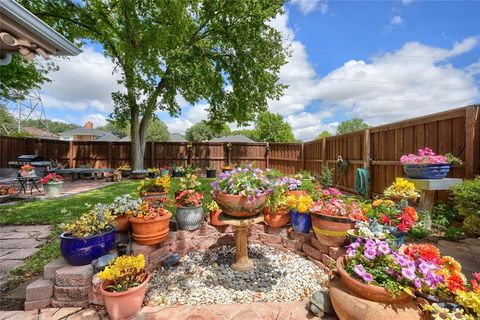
[{"xmin": 8, "ymin": 155, "xmax": 52, "ymax": 177}]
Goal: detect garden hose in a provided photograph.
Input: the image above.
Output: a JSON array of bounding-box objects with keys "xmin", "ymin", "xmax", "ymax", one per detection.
[
  {"xmin": 355, "ymin": 167, "xmax": 370, "ymax": 198},
  {"xmin": 335, "ymin": 156, "xmax": 348, "ymax": 188}
]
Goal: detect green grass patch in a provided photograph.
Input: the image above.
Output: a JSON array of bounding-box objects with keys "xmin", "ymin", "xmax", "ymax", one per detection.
[{"xmin": 1, "ymin": 177, "xmax": 214, "ymax": 288}]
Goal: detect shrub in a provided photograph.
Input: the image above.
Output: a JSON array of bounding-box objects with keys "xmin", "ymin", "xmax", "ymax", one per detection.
[
  {"xmin": 444, "ymin": 227, "xmax": 464, "ymax": 241},
  {"xmin": 450, "ymin": 177, "xmax": 480, "ymax": 235},
  {"xmin": 315, "ymin": 165, "xmax": 333, "ymax": 188},
  {"xmin": 432, "ymin": 204, "xmax": 458, "ymax": 228}
]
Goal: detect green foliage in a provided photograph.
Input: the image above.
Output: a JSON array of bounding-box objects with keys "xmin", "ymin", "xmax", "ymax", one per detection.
[
  {"xmin": 408, "ymin": 226, "xmax": 429, "ymax": 240},
  {"xmin": 231, "ymin": 129, "xmax": 258, "ymax": 141},
  {"xmin": 97, "ymin": 121, "xmax": 128, "ymax": 138},
  {"xmin": 315, "ymin": 165, "xmax": 333, "ymax": 188},
  {"xmin": 185, "ymin": 120, "xmax": 230, "ymax": 142},
  {"xmin": 145, "ymin": 118, "xmax": 169, "ymax": 142},
  {"xmin": 254, "ymin": 111, "xmax": 295, "ymax": 142},
  {"xmin": 336, "ymin": 118, "xmax": 369, "ymax": 135},
  {"xmin": 0, "ymin": 105, "xmax": 16, "ymax": 132},
  {"xmin": 316, "ymin": 130, "xmax": 331, "ymax": 139},
  {"xmin": 266, "ymin": 183, "xmax": 287, "ymax": 212},
  {"xmin": 444, "ymin": 227, "xmax": 463, "ymax": 241},
  {"xmin": 299, "ymin": 179, "xmax": 315, "ymax": 194},
  {"xmin": 22, "ymin": 119, "xmax": 79, "ymax": 134},
  {"xmin": 0, "ymin": 55, "xmax": 52, "ymax": 99},
  {"xmin": 450, "ymin": 177, "xmax": 480, "ymax": 235},
  {"xmin": 432, "ymin": 204, "xmax": 458, "ymax": 228},
  {"xmin": 22, "ymin": 0, "xmax": 288, "ymax": 168}
]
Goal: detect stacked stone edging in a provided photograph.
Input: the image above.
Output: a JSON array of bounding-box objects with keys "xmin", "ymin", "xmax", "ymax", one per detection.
[{"xmin": 28, "ymin": 221, "xmax": 345, "ymax": 310}]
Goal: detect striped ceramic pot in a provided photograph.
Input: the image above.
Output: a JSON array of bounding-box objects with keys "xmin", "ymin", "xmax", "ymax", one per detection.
[{"xmin": 175, "ymin": 206, "xmax": 204, "ymax": 230}]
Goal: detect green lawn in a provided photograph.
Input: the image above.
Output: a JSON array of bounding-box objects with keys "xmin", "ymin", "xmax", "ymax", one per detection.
[{"xmin": 0, "ymin": 177, "xmax": 214, "ymax": 288}]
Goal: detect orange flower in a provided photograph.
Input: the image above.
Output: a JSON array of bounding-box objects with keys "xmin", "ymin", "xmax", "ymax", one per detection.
[
  {"xmin": 447, "ymin": 273, "xmax": 466, "ymax": 292},
  {"xmin": 404, "ymin": 244, "xmax": 441, "ymax": 265},
  {"xmin": 403, "ymin": 206, "xmax": 417, "ymax": 221},
  {"xmin": 442, "ymin": 256, "xmax": 462, "ymax": 274}
]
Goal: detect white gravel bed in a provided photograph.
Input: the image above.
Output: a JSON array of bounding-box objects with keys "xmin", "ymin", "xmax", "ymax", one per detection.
[{"xmin": 146, "ymin": 245, "xmax": 329, "ymax": 306}]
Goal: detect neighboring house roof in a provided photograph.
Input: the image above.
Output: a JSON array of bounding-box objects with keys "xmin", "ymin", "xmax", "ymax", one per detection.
[
  {"xmin": 59, "ymin": 127, "xmax": 119, "ymax": 141},
  {"xmin": 118, "ymin": 136, "xmax": 131, "ymax": 142},
  {"xmin": 169, "ymin": 133, "xmax": 188, "ymax": 142},
  {"xmin": 23, "ymin": 126, "xmax": 58, "ymax": 139},
  {"xmin": 209, "ymin": 135, "xmax": 256, "ymax": 143},
  {"xmin": 0, "ymin": 0, "xmax": 81, "ymax": 62},
  {"xmin": 95, "ymin": 132, "xmax": 121, "ymax": 142}
]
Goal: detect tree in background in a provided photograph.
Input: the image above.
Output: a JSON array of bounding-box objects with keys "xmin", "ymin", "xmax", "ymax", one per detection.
[
  {"xmin": 23, "ymin": 119, "xmax": 78, "ymax": 134},
  {"xmin": 97, "ymin": 121, "xmax": 128, "ymax": 138},
  {"xmin": 316, "ymin": 130, "xmax": 332, "ymax": 139},
  {"xmin": 22, "ymin": 1, "xmax": 288, "ymax": 169},
  {"xmin": 185, "ymin": 120, "xmax": 230, "ymax": 142},
  {"xmin": 254, "ymin": 111, "xmax": 295, "ymax": 142},
  {"xmin": 0, "ymin": 55, "xmax": 54, "ymax": 100},
  {"xmin": 0, "ymin": 105, "xmax": 16, "ymax": 134},
  {"xmin": 145, "ymin": 119, "xmax": 169, "ymax": 142},
  {"xmin": 336, "ymin": 118, "xmax": 369, "ymax": 135},
  {"xmin": 231, "ymin": 129, "xmax": 258, "ymax": 141}
]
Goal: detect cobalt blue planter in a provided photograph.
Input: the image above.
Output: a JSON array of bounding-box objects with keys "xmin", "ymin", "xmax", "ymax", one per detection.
[
  {"xmin": 403, "ymin": 163, "xmax": 450, "ymax": 179},
  {"xmin": 290, "ymin": 209, "xmax": 312, "ymax": 234},
  {"xmin": 381, "ymin": 225, "xmax": 407, "ymax": 249},
  {"xmin": 60, "ymin": 228, "xmax": 116, "ymax": 266}
]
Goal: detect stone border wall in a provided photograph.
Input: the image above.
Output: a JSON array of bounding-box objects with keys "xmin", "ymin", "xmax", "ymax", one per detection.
[{"xmin": 25, "ymin": 221, "xmax": 345, "ymax": 310}]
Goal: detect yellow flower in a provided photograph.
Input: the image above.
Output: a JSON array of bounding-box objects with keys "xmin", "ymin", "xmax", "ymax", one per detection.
[
  {"xmin": 442, "ymin": 256, "xmax": 462, "ymax": 274},
  {"xmin": 372, "ymin": 199, "xmax": 383, "ymax": 207}
]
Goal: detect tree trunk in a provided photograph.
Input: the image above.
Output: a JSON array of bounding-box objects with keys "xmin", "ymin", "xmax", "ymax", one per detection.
[{"xmin": 130, "ymin": 109, "xmax": 151, "ymax": 170}]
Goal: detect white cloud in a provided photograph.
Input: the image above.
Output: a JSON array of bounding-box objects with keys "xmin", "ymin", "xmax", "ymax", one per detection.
[
  {"xmin": 81, "ymin": 113, "xmax": 108, "ymax": 128},
  {"xmin": 185, "ymin": 104, "xmax": 209, "ymax": 124},
  {"xmin": 286, "ymin": 111, "xmax": 338, "ymax": 140},
  {"xmin": 291, "ymin": 0, "xmax": 328, "ymax": 15},
  {"xmin": 40, "ymin": 46, "xmax": 123, "ymax": 112},
  {"xmin": 401, "ymin": 0, "xmax": 414, "ymax": 6},
  {"xmin": 390, "ymin": 15, "xmax": 404, "ymax": 26},
  {"xmin": 164, "ymin": 118, "xmax": 194, "ymax": 134}
]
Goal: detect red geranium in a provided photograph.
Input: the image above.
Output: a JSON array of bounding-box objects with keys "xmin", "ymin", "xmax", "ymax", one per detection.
[
  {"xmin": 41, "ymin": 173, "xmax": 63, "ymax": 184},
  {"xmin": 447, "ymin": 273, "xmax": 467, "ymax": 292},
  {"xmin": 175, "ymin": 190, "xmax": 204, "ymax": 207},
  {"xmin": 380, "ymin": 214, "xmax": 392, "ymax": 225},
  {"xmin": 404, "ymin": 244, "xmax": 442, "ymax": 265}
]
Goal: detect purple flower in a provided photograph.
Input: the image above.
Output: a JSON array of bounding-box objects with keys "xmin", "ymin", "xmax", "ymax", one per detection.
[
  {"xmin": 418, "ymin": 261, "xmax": 430, "ymax": 276},
  {"xmin": 385, "ymin": 267, "xmax": 395, "ymax": 275},
  {"xmin": 354, "ymin": 264, "xmax": 367, "ymax": 278},
  {"xmin": 365, "ymin": 239, "xmax": 375, "ymax": 249},
  {"xmin": 364, "ymin": 247, "xmax": 377, "ymax": 260},
  {"xmin": 402, "ymin": 267, "xmax": 416, "ymax": 281},
  {"xmin": 363, "ymin": 272, "xmax": 373, "ymax": 283},
  {"xmin": 376, "ymin": 241, "xmax": 390, "ymax": 255},
  {"xmin": 413, "ymin": 278, "xmax": 422, "ymax": 289},
  {"xmin": 394, "ymin": 254, "xmax": 409, "ymax": 267}
]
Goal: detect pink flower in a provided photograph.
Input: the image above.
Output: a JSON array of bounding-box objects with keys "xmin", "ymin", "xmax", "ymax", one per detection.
[{"xmin": 322, "ymin": 189, "xmax": 331, "ymax": 196}]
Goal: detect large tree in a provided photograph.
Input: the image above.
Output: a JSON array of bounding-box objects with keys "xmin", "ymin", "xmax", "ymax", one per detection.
[
  {"xmin": 185, "ymin": 120, "xmax": 230, "ymax": 142},
  {"xmin": 254, "ymin": 111, "xmax": 295, "ymax": 142},
  {"xmin": 23, "ymin": 119, "xmax": 78, "ymax": 134},
  {"xmin": 336, "ymin": 118, "xmax": 369, "ymax": 135},
  {"xmin": 23, "ymin": 1, "xmax": 288, "ymax": 168},
  {"xmin": 316, "ymin": 130, "xmax": 331, "ymax": 139}
]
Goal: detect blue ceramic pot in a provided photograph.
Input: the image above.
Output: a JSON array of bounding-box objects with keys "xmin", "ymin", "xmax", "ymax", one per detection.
[
  {"xmin": 60, "ymin": 228, "xmax": 116, "ymax": 266},
  {"xmin": 290, "ymin": 209, "xmax": 312, "ymax": 234},
  {"xmin": 381, "ymin": 225, "xmax": 406, "ymax": 249},
  {"xmin": 403, "ymin": 163, "xmax": 450, "ymax": 179}
]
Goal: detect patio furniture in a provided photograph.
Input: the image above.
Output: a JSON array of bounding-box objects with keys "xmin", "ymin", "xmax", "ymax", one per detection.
[
  {"xmin": 54, "ymin": 168, "xmax": 114, "ymax": 181},
  {"xmin": 0, "ymin": 168, "xmax": 19, "ymax": 185},
  {"xmin": 17, "ymin": 176, "xmax": 41, "ymax": 195},
  {"xmin": 407, "ymin": 178, "xmax": 463, "ymax": 229}
]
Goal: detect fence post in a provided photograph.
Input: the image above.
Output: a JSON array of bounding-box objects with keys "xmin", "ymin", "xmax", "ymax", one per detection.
[
  {"xmin": 465, "ymin": 106, "xmax": 480, "ymax": 178},
  {"xmin": 363, "ymin": 129, "xmax": 371, "ymax": 197},
  {"xmin": 69, "ymin": 141, "xmax": 73, "ymax": 168},
  {"xmin": 265, "ymin": 142, "xmax": 270, "ymax": 169}
]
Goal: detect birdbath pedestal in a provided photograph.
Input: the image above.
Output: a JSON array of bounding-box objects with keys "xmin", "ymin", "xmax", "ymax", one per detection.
[{"xmin": 219, "ymin": 213, "xmax": 264, "ymax": 272}]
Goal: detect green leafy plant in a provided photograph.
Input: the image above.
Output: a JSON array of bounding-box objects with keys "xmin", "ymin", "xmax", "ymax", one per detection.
[
  {"xmin": 315, "ymin": 165, "xmax": 333, "ymax": 188},
  {"xmin": 450, "ymin": 177, "xmax": 480, "ymax": 235},
  {"xmin": 299, "ymin": 179, "xmax": 315, "ymax": 194},
  {"xmin": 265, "ymin": 183, "xmax": 287, "ymax": 212},
  {"xmin": 444, "ymin": 227, "xmax": 464, "ymax": 241},
  {"xmin": 432, "ymin": 204, "xmax": 458, "ymax": 228},
  {"xmin": 408, "ymin": 226, "xmax": 429, "ymax": 240}
]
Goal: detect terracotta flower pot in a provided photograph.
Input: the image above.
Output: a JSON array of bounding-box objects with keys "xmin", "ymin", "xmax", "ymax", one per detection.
[
  {"xmin": 141, "ymin": 192, "xmax": 167, "ymax": 205},
  {"xmin": 129, "ymin": 211, "xmax": 172, "ymax": 245},
  {"xmin": 285, "ymin": 190, "xmax": 307, "ymax": 197},
  {"xmin": 214, "ymin": 192, "xmax": 268, "ymax": 218},
  {"xmin": 336, "ymin": 256, "xmax": 412, "ymax": 304},
  {"xmin": 100, "ymin": 272, "xmax": 151, "ymax": 320},
  {"xmin": 210, "ymin": 209, "xmax": 225, "ymax": 226},
  {"xmin": 263, "ymin": 207, "xmax": 290, "ymax": 228},
  {"xmin": 114, "ymin": 215, "xmax": 131, "ymax": 232},
  {"xmin": 311, "ymin": 212, "xmax": 354, "ymax": 247}
]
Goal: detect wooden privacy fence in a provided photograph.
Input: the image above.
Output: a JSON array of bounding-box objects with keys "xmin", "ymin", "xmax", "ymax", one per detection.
[{"xmin": 0, "ymin": 105, "xmax": 479, "ymax": 196}]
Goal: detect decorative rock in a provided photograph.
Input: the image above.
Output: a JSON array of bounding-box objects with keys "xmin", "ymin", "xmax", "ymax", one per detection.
[
  {"xmin": 197, "ymin": 224, "xmax": 220, "ymax": 236},
  {"xmin": 322, "ymin": 254, "xmax": 336, "ymax": 270},
  {"xmin": 289, "ymin": 229, "xmax": 311, "ymax": 243},
  {"xmin": 309, "ymin": 290, "xmax": 334, "ymax": 315},
  {"xmin": 43, "ymin": 257, "xmax": 68, "ymax": 280},
  {"xmin": 55, "ymin": 265, "xmax": 93, "ymax": 287},
  {"xmin": 169, "ymin": 241, "xmax": 197, "ymax": 255},
  {"xmin": 162, "ymin": 253, "xmax": 181, "ymax": 270},
  {"xmin": 50, "ymin": 298, "xmax": 88, "ymax": 308},
  {"xmin": 131, "ymin": 243, "xmax": 156, "ymax": 264},
  {"xmin": 91, "ymin": 254, "xmax": 117, "ymax": 273},
  {"xmin": 25, "ymin": 278, "xmax": 53, "ymax": 302},
  {"xmin": 193, "ymin": 235, "xmax": 220, "ymax": 250},
  {"xmin": 307, "ymin": 257, "xmax": 331, "ymax": 274},
  {"xmin": 265, "ymin": 226, "xmax": 289, "ymax": 238},
  {"xmin": 281, "ymin": 238, "xmax": 302, "ymax": 251},
  {"xmin": 248, "ymin": 223, "xmax": 265, "ymax": 234},
  {"xmin": 88, "ymin": 275, "xmax": 104, "ymax": 306},
  {"xmin": 258, "ymin": 233, "xmax": 282, "ymax": 245}
]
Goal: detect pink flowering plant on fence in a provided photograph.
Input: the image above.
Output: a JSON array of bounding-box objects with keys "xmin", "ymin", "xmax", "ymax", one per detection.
[
  {"xmin": 344, "ymin": 238, "xmax": 445, "ymax": 296},
  {"xmin": 400, "ymin": 147, "xmax": 462, "ymax": 166}
]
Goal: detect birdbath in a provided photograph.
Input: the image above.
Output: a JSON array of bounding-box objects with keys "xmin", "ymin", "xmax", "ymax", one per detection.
[{"xmin": 219, "ymin": 213, "xmax": 264, "ymax": 272}]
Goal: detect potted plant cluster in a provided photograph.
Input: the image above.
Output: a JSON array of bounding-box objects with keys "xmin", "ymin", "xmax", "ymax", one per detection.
[
  {"xmin": 286, "ymin": 193, "xmax": 313, "ymax": 234},
  {"xmin": 60, "ymin": 203, "xmax": 116, "ymax": 266},
  {"xmin": 175, "ymin": 190, "xmax": 205, "ymax": 230},
  {"xmin": 98, "ymin": 254, "xmax": 150, "ymax": 320},
  {"xmin": 160, "ymin": 165, "xmax": 171, "ymax": 176},
  {"xmin": 263, "ymin": 182, "xmax": 290, "ymax": 228},
  {"xmin": 400, "ymin": 147, "xmax": 462, "ymax": 179},
  {"xmin": 0, "ymin": 185, "xmax": 15, "ymax": 203},
  {"xmin": 147, "ymin": 167, "xmax": 160, "ymax": 178},
  {"xmin": 138, "ymin": 175, "xmax": 171, "ymax": 204},
  {"xmin": 176, "ymin": 173, "xmax": 201, "ymax": 197},
  {"xmin": 282, "ymin": 177, "xmax": 306, "ymax": 197},
  {"xmin": 207, "ymin": 200, "xmax": 224, "ymax": 226},
  {"xmin": 117, "ymin": 164, "xmax": 132, "ymax": 178},
  {"xmin": 41, "ymin": 173, "xmax": 63, "ymax": 198},
  {"xmin": 109, "ymin": 194, "xmax": 142, "ymax": 232},
  {"xmin": 383, "ymin": 177, "xmax": 420, "ymax": 204},
  {"xmin": 211, "ymin": 164, "xmax": 272, "ymax": 218},
  {"xmin": 171, "ymin": 164, "xmax": 185, "ymax": 177},
  {"xmin": 20, "ymin": 164, "xmax": 35, "ymax": 177},
  {"xmin": 338, "ymin": 238, "xmax": 444, "ymax": 304},
  {"xmin": 363, "ymin": 199, "xmax": 418, "ymax": 248},
  {"xmin": 129, "ymin": 201, "xmax": 172, "ymax": 245},
  {"xmin": 309, "ymin": 188, "xmax": 362, "ymax": 246},
  {"xmin": 206, "ymin": 167, "xmax": 216, "ymax": 178}
]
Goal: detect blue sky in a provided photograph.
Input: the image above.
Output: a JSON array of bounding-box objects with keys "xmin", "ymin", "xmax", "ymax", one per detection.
[{"xmin": 38, "ymin": 0, "xmax": 480, "ymax": 140}]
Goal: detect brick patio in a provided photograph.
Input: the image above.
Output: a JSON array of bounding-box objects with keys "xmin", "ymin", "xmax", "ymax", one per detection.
[{"xmin": 12, "ymin": 180, "xmax": 112, "ymax": 201}]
